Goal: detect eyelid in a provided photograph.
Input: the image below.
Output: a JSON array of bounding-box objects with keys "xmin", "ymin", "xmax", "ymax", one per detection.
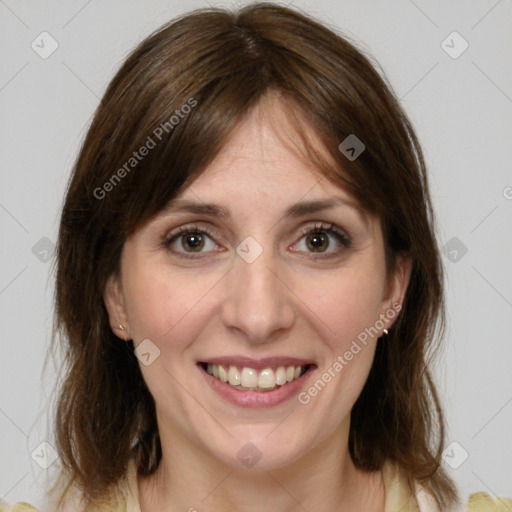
[
  {"xmin": 162, "ymin": 221, "xmax": 352, "ymax": 259},
  {"xmin": 162, "ymin": 223, "xmax": 225, "ymax": 259},
  {"xmin": 163, "ymin": 223, "xmax": 218, "ymax": 243},
  {"xmin": 296, "ymin": 222, "xmax": 350, "ymax": 242},
  {"xmin": 291, "ymin": 222, "xmax": 352, "ymax": 258}
]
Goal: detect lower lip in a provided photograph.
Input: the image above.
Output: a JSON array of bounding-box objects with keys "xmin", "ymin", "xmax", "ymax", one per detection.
[{"xmin": 198, "ymin": 364, "xmax": 315, "ymax": 408}]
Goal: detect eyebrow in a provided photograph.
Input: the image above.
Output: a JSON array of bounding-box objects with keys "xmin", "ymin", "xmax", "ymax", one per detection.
[{"xmin": 162, "ymin": 198, "xmax": 368, "ymax": 224}]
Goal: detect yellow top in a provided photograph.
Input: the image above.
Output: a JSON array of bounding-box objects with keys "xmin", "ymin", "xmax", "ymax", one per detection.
[{"xmin": 1, "ymin": 460, "xmax": 510, "ymax": 511}]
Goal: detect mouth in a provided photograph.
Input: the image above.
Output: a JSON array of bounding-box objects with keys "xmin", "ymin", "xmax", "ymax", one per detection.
[
  {"xmin": 197, "ymin": 358, "xmax": 316, "ymax": 407},
  {"xmin": 198, "ymin": 361, "xmax": 313, "ymax": 392}
]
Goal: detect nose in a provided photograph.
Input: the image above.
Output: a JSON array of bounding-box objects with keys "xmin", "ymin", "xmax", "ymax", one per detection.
[{"xmin": 220, "ymin": 245, "xmax": 296, "ymax": 344}]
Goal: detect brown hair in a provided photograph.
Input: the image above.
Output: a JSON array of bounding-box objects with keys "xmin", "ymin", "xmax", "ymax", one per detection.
[{"xmin": 51, "ymin": 2, "xmax": 458, "ymax": 509}]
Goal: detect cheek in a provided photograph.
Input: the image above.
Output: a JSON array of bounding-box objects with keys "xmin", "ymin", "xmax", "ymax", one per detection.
[
  {"xmin": 305, "ymin": 263, "xmax": 386, "ymax": 350},
  {"xmin": 296, "ymin": 270, "xmax": 384, "ymax": 420},
  {"xmin": 122, "ymin": 258, "xmax": 218, "ymax": 345}
]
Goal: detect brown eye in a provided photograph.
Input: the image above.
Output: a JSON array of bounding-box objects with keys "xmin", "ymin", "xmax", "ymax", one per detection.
[
  {"xmin": 306, "ymin": 232, "xmax": 329, "ymax": 252},
  {"xmin": 181, "ymin": 232, "xmax": 205, "ymax": 252},
  {"xmin": 291, "ymin": 223, "xmax": 352, "ymax": 258},
  {"xmin": 164, "ymin": 226, "xmax": 221, "ymax": 258}
]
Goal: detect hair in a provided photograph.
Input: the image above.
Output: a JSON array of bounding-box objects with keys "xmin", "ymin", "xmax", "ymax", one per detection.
[{"xmin": 50, "ymin": 2, "xmax": 458, "ymax": 509}]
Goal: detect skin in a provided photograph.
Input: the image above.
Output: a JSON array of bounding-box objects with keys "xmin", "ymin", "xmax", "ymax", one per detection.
[{"xmin": 104, "ymin": 94, "xmax": 411, "ymax": 512}]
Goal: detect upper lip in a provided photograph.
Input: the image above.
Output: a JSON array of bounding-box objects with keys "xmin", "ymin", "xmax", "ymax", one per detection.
[{"xmin": 198, "ymin": 356, "xmax": 316, "ymax": 371}]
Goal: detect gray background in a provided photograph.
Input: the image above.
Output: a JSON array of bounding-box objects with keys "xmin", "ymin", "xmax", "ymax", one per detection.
[{"xmin": 1, "ymin": 0, "xmax": 511, "ymax": 508}]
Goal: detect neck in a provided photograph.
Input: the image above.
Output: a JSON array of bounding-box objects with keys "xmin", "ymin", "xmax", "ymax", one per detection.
[{"xmin": 138, "ymin": 422, "xmax": 385, "ymax": 512}]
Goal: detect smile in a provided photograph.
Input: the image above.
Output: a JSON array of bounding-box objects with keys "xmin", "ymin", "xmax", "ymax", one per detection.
[
  {"xmin": 201, "ymin": 362, "xmax": 309, "ymax": 392},
  {"xmin": 197, "ymin": 357, "xmax": 317, "ymax": 408}
]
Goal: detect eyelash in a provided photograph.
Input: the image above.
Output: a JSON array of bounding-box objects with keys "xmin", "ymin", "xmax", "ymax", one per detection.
[
  {"xmin": 162, "ymin": 223, "xmax": 352, "ymax": 260},
  {"xmin": 295, "ymin": 223, "xmax": 352, "ymax": 258}
]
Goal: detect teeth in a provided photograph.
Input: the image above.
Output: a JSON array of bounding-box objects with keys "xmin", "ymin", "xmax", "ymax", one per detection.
[
  {"xmin": 275, "ymin": 366, "xmax": 287, "ymax": 385},
  {"xmin": 205, "ymin": 363, "xmax": 307, "ymax": 391},
  {"xmin": 228, "ymin": 366, "xmax": 241, "ymax": 386},
  {"xmin": 218, "ymin": 364, "xmax": 228, "ymax": 383},
  {"xmin": 258, "ymin": 368, "xmax": 275, "ymax": 389},
  {"xmin": 241, "ymin": 367, "xmax": 258, "ymax": 388}
]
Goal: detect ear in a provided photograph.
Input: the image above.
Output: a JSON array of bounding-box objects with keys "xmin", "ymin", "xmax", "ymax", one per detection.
[
  {"xmin": 381, "ymin": 252, "xmax": 412, "ymax": 329},
  {"xmin": 103, "ymin": 273, "xmax": 131, "ymax": 340}
]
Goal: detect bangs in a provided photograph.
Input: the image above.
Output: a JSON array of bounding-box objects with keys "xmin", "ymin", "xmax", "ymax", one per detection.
[
  {"xmin": 129, "ymin": 89, "xmax": 369, "ymax": 230},
  {"xmin": 82, "ymin": 6, "xmax": 399, "ymax": 251},
  {"xmin": 108, "ymin": 85, "xmax": 380, "ymax": 245}
]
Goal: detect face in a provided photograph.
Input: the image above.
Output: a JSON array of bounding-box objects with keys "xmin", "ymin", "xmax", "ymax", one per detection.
[{"xmin": 104, "ymin": 95, "xmax": 410, "ymax": 471}]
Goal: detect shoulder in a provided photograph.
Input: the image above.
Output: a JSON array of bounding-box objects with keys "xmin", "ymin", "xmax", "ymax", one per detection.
[
  {"xmin": 467, "ymin": 492, "xmax": 512, "ymax": 511},
  {"xmin": 0, "ymin": 459, "xmax": 141, "ymax": 512},
  {"xmin": 415, "ymin": 485, "xmax": 512, "ymax": 512},
  {"xmin": 0, "ymin": 504, "xmax": 40, "ymax": 512},
  {"xmin": 2, "ymin": 469, "xmax": 510, "ymax": 512},
  {"xmin": 382, "ymin": 460, "xmax": 511, "ymax": 512}
]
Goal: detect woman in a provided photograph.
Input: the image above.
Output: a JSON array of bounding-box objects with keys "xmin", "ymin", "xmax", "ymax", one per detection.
[{"xmin": 2, "ymin": 3, "xmax": 509, "ymax": 511}]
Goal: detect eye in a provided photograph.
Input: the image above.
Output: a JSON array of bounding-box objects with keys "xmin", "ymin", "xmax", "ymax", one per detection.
[
  {"xmin": 291, "ymin": 223, "xmax": 351, "ymax": 257},
  {"xmin": 163, "ymin": 225, "xmax": 222, "ymax": 258}
]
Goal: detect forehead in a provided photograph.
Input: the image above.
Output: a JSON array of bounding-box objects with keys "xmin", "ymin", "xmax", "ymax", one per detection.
[
  {"xmin": 178, "ymin": 93, "xmax": 353, "ymax": 203},
  {"xmin": 156, "ymin": 96, "xmax": 372, "ymax": 230}
]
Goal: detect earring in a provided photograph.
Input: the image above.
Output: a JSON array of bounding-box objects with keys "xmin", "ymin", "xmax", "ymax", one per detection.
[
  {"xmin": 117, "ymin": 324, "xmax": 126, "ymax": 331},
  {"xmin": 383, "ymin": 328, "xmax": 389, "ymax": 335}
]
